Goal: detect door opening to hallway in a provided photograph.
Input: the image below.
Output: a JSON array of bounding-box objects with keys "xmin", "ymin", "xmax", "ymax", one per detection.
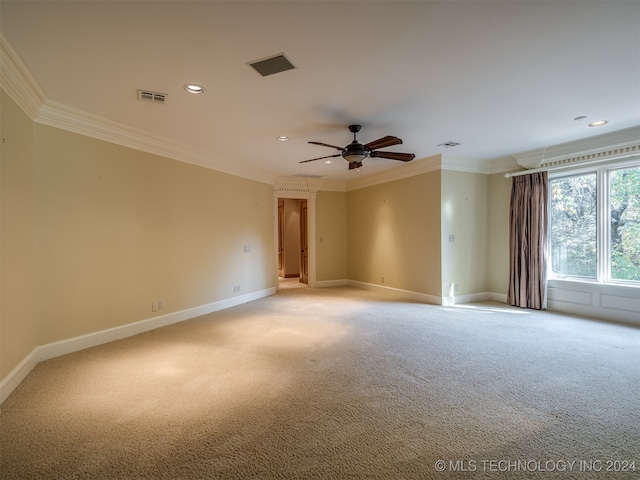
[{"xmin": 277, "ymin": 198, "xmax": 308, "ymax": 289}]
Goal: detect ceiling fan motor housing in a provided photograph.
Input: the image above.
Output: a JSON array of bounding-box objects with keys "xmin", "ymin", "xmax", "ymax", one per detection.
[
  {"xmin": 343, "ymin": 141, "xmax": 369, "ymax": 163},
  {"xmin": 343, "ymin": 125, "xmax": 367, "ymax": 163}
]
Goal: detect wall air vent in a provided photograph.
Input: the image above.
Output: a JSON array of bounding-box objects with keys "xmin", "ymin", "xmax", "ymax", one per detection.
[
  {"xmin": 137, "ymin": 89, "xmax": 167, "ymax": 104},
  {"xmin": 248, "ymin": 53, "xmax": 296, "ymax": 77}
]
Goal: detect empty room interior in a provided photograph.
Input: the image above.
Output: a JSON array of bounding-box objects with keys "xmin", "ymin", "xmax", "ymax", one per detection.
[{"xmin": 1, "ymin": 1, "xmax": 639, "ymax": 478}]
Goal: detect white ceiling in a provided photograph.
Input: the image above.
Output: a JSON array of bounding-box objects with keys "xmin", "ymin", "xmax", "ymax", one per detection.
[{"xmin": 2, "ymin": 1, "xmax": 639, "ymax": 184}]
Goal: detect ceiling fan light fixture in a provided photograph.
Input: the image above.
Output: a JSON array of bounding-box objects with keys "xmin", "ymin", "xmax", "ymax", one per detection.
[{"xmin": 344, "ymin": 153, "xmax": 367, "ymax": 162}]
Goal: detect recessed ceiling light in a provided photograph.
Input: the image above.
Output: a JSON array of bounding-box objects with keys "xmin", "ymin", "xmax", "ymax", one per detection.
[
  {"xmin": 323, "ymin": 159, "xmax": 334, "ymax": 164},
  {"xmin": 184, "ymin": 84, "xmax": 205, "ymax": 95},
  {"xmin": 588, "ymin": 120, "xmax": 608, "ymax": 127},
  {"xmin": 574, "ymin": 115, "xmax": 587, "ymax": 122},
  {"xmin": 277, "ymin": 136, "xmax": 289, "ymax": 141}
]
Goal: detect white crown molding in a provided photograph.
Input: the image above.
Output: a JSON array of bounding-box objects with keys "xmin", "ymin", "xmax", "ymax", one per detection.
[
  {"xmin": 0, "ymin": 31, "xmax": 47, "ymax": 120},
  {"xmin": 1, "ymin": 31, "xmax": 276, "ymax": 186},
  {"xmin": 346, "ymin": 154, "xmax": 442, "ymax": 191},
  {"xmin": 36, "ymin": 101, "xmax": 276, "ymax": 185},
  {"xmin": 275, "ymin": 177, "xmax": 346, "ymax": 193},
  {"xmin": 487, "ymin": 156, "xmax": 521, "ymax": 175},
  {"xmin": 440, "ymin": 155, "xmax": 490, "ymax": 174},
  {"xmin": 35, "ymin": 100, "xmax": 277, "ymax": 184},
  {"xmin": 512, "ymin": 126, "xmax": 640, "ymax": 169}
]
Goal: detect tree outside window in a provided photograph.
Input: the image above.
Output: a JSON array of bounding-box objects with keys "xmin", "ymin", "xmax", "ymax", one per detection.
[
  {"xmin": 550, "ymin": 173, "xmax": 597, "ymax": 278},
  {"xmin": 610, "ymin": 166, "xmax": 640, "ymax": 281},
  {"xmin": 550, "ymin": 162, "xmax": 639, "ymax": 284}
]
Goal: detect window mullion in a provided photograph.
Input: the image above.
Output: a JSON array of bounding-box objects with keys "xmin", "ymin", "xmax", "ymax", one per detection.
[{"xmin": 596, "ymin": 168, "xmax": 608, "ymax": 283}]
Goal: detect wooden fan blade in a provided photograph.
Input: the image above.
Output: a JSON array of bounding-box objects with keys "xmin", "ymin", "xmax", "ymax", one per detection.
[
  {"xmin": 369, "ymin": 151, "xmax": 416, "ymax": 162},
  {"xmin": 308, "ymin": 141, "xmax": 346, "ymax": 151},
  {"xmin": 364, "ymin": 136, "xmax": 402, "ymax": 150},
  {"xmin": 299, "ymin": 154, "xmax": 342, "ymax": 163}
]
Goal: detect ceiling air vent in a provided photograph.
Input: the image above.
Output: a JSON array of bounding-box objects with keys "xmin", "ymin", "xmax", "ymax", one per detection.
[
  {"xmin": 438, "ymin": 141, "xmax": 461, "ymax": 148},
  {"xmin": 292, "ymin": 174, "xmax": 325, "ymax": 179},
  {"xmin": 137, "ymin": 89, "xmax": 167, "ymax": 104},
  {"xmin": 248, "ymin": 53, "xmax": 296, "ymax": 77}
]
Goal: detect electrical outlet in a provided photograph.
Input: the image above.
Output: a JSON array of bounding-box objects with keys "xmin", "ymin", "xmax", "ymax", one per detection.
[
  {"xmin": 233, "ymin": 284, "xmax": 241, "ymax": 293},
  {"xmin": 158, "ymin": 300, "xmax": 164, "ymax": 310},
  {"xmin": 381, "ymin": 277, "xmax": 385, "ymax": 284},
  {"xmin": 152, "ymin": 301, "xmax": 159, "ymax": 312}
]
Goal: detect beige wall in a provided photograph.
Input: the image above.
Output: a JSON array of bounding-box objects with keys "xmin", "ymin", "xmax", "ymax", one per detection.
[
  {"xmin": 315, "ymin": 191, "xmax": 347, "ymax": 281},
  {"xmin": 0, "ymin": 89, "xmax": 510, "ymax": 384},
  {"xmin": 1, "ymin": 93, "xmax": 40, "ymax": 379},
  {"xmin": 347, "ymin": 171, "xmax": 442, "ymax": 297},
  {"xmin": 1, "ymin": 95, "xmax": 275, "ymax": 378},
  {"xmin": 487, "ymin": 172, "xmax": 512, "ymax": 295},
  {"xmin": 441, "ymin": 170, "xmax": 488, "ymax": 297}
]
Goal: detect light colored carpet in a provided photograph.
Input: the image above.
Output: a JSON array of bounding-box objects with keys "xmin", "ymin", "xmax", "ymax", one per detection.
[{"xmin": 1, "ymin": 286, "xmax": 639, "ymax": 479}]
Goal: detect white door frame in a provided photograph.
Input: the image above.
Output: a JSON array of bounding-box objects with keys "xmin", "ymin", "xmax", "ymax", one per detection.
[{"xmin": 273, "ymin": 184, "xmax": 317, "ymax": 289}]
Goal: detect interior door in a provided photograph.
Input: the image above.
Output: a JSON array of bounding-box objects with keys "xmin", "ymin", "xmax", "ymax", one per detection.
[
  {"xmin": 277, "ymin": 200, "xmax": 284, "ymax": 278},
  {"xmin": 300, "ymin": 200, "xmax": 308, "ymax": 284}
]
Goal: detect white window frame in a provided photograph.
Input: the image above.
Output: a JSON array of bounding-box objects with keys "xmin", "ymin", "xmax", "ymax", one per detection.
[{"xmin": 548, "ymin": 157, "xmax": 640, "ymax": 287}]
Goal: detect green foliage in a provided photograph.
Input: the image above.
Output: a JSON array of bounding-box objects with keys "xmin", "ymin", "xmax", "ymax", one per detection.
[
  {"xmin": 550, "ymin": 165, "xmax": 640, "ymax": 282},
  {"xmin": 610, "ymin": 166, "xmax": 640, "ymax": 281},
  {"xmin": 550, "ymin": 173, "xmax": 597, "ymax": 278}
]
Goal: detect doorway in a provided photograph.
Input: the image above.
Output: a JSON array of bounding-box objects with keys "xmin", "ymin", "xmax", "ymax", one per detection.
[
  {"xmin": 300, "ymin": 199, "xmax": 308, "ymax": 284},
  {"xmin": 277, "ymin": 198, "xmax": 308, "ymax": 287}
]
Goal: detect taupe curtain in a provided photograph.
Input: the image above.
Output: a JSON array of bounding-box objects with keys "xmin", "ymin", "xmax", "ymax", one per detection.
[{"xmin": 508, "ymin": 172, "xmax": 548, "ymax": 310}]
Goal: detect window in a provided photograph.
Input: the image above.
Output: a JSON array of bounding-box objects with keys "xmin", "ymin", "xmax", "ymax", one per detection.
[{"xmin": 550, "ymin": 161, "xmax": 640, "ymax": 284}]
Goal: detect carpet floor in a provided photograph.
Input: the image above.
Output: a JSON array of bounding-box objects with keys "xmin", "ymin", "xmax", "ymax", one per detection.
[{"xmin": 1, "ymin": 286, "xmax": 639, "ymax": 479}]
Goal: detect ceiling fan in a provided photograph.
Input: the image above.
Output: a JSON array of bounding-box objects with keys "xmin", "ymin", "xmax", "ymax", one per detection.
[{"xmin": 300, "ymin": 125, "xmax": 416, "ymax": 170}]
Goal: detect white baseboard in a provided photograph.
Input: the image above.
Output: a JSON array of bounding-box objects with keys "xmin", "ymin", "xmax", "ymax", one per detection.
[
  {"xmin": 347, "ymin": 280, "xmax": 443, "ymax": 305},
  {"xmin": 488, "ymin": 292, "xmax": 509, "ymax": 303},
  {"xmin": 0, "ymin": 348, "xmax": 42, "ymax": 408},
  {"xmin": 346, "ymin": 281, "xmax": 505, "ymax": 307},
  {"xmin": 313, "ymin": 279, "xmax": 348, "ymax": 288},
  {"xmin": 0, "ymin": 287, "xmax": 275, "ymax": 406}
]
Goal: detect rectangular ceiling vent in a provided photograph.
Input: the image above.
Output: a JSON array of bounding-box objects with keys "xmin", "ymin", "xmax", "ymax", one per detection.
[
  {"xmin": 248, "ymin": 53, "xmax": 296, "ymax": 77},
  {"xmin": 138, "ymin": 89, "xmax": 167, "ymax": 104},
  {"xmin": 438, "ymin": 141, "xmax": 461, "ymax": 148},
  {"xmin": 292, "ymin": 173, "xmax": 325, "ymax": 179}
]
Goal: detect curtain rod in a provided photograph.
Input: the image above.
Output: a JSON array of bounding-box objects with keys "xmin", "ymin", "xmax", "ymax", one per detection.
[{"xmin": 504, "ymin": 153, "xmax": 640, "ymax": 178}]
